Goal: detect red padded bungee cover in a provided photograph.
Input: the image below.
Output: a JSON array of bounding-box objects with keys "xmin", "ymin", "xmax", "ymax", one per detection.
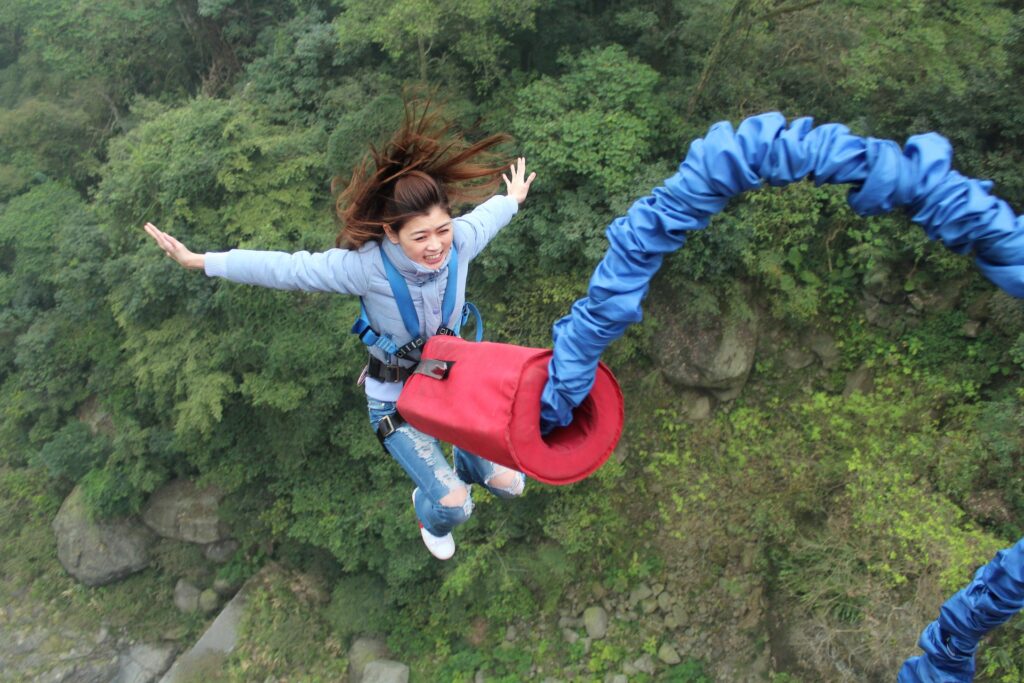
[{"xmin": 396, "ymin": 336, "xmax": 623, "ymax": 485}]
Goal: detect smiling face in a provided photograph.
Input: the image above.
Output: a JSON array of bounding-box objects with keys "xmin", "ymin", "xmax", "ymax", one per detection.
[{"xmin": 384, "ymin": 204, "xmax": 453, "ymax": 270}]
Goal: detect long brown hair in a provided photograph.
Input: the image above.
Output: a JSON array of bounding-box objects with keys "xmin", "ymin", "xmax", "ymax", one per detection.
[{"xmin": 333, "ymin": 99, "xmax": 511, "ymax": 248}]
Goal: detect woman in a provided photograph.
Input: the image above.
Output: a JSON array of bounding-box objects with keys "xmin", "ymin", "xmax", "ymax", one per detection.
[{"xmin": 144, "ymin": 102, "xmax": 536, "ymax": 560}]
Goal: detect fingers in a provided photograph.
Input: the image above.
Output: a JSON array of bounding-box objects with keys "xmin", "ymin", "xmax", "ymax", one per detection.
[
  {"xmin": 165, "ymin": 233, "xmax": 185, "ymax": 251},
  {"xmin": 144, "ymin": 222, "xmax": 168, "ymax": 246},
  {"xmin": 506, "ymin": 157, "xmax": 530, "ymax": 184},
  {"xmin": 143, "ymin": 222, "xmax": 181, "ymax": 258},
  {"xmin": 503, "ymin": 157, "xmax": 536, "ymax": 205},
  {"xmin": 159, "ymin": 234, "xmax": 175, "ymax": 254},
  {"xmin": 144, "ymin": 222, "xmax": 168, "ymax": 251}
]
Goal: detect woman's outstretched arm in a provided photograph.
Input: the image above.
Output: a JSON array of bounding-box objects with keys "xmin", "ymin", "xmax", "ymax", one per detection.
[{"xmin": 142, "ymin": 222, "xmax": 371, "ymax": 296}]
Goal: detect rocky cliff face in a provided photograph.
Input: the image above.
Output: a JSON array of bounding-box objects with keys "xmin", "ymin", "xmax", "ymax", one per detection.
[{"xmin": 0, "ymin": 586, "xmax": 177, "ymax": 683}]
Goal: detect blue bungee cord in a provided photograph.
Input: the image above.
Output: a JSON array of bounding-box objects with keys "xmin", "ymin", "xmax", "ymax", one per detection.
[
  {"xmin": 899, "ymin": 538, "xmax": 1024, "ymax": 681},
  {"xmin": 541, "ymin": 112, "xmax": 1024, "ymax": 432},
  {"xmin": 539, "ymin": 112, "xmax": 1024, "ymax": 681}
]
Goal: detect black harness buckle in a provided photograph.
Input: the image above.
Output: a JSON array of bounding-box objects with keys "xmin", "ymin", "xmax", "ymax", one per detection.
[
  {"xmin": 375, "ymin": 412, "xmax": 405, "ymax": 447},
  {"xmin": 366, "ymin": 356, "xmax": 414, "ymax": 383}
]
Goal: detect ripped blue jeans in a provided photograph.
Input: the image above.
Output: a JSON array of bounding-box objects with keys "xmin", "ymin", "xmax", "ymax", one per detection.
[{"xmin": 368, "ymin": 399, "xmax": 526, "ymax": 537}]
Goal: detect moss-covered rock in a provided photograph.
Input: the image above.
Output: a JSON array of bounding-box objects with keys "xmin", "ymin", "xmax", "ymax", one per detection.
[{"xmin": 52, "ymin": 486, "xmax": 154, "ymax": 587}]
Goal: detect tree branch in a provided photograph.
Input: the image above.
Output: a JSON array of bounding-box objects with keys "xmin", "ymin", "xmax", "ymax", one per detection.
[
  {"xmin": 686, "ymin": 0, "xmax": 752, "ymax": 117},
  {"xmin": 749, "ymin": 0, "xmax": 824, "ymax": 27},
  {"xmin": 686, "ymin": 0, "xmax": 825, "ymax": 117}
]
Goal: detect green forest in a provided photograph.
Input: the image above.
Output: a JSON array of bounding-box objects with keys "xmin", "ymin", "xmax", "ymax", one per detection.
[{"xmin": 2, "ymin": 0, "xmax": 1023, "ymax": 681}]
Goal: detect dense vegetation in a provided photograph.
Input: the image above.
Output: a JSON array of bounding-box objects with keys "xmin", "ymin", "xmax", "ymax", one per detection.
[{"xmin": 1, "ymin": 0, "xmax": 1023, "ymax": 680}]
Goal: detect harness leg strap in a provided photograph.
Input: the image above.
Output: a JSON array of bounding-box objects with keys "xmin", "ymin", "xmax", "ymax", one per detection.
[{"xmin": 375, "ymin": 412, "xmax": 406, "ymax": 448}]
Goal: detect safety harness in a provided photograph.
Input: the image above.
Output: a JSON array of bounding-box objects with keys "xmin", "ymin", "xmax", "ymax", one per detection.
[{"xmin": 351, "ymin": 243, "xmax": 481, "ymax": 444}]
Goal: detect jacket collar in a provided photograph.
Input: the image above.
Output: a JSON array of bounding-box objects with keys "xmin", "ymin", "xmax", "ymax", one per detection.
[{"xmin": 380, "ymin": 238, "xmax": 452, "ymax": 284}]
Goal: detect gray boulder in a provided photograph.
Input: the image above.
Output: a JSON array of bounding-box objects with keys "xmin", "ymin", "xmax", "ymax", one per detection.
[
  {"xmin": 781, "ymin": 346, "xmax": 815, "ymax": 370},
  {"xmin": 142, "ymin": 479, "xmax": 229, "ymax": 544},
  {"xmin": 864, "ymin": 297, "xmax": 899, "ymax": 329},
  {"xmin": 348, "ymin": 637, "xmax": 390, "ymax": 683},
  {"xmin": 52, "ymin": 486, "xmax": 154, "ymax": 587},
  {"xmin": 918, "ymin": 281, "xmax": 963, "ymax": 314},
  {"xmin": 863, "ymin": 264, "xmax": 905, "ymax": 304},
  {"xmin": 656, "ymin": 292, "xmax": 759, "ymax": 399},
  {"xmin": 808, "ymin": 332, "xmax": 840, "ymax": 370},
  {"xmin": 843, "ymin": 365, "xmax": 875, "ymax": 397},
  {"xmin": 632, "ymin": 653, "xmax": 656, "ymax": 675},
  {"xmin": 583, "ymin": 606, "xmax": 608, "ymax": 640},
  {"xmin": 44, "ymin": 658, "xmax": 121, "ymax": 683},
  {"xmin": 212, "ymin": 576, "xmax": 241, "ymax": 598},
  {"xmin": 198, "ymin": 589, "xmax": 220, "ymax": 615},
  {"xmin": 173, "ymin": 580, "xmax": 201, "ymax": 614},
  {"xmin": 362, "ymin": 659, "xmax": 410, "ymax": 683},
  {"xmin": 658, "ymin": 642, "xmax": 682, "ymax": 665},
  {"xmin": 678, "ymin": 390, "xmax": 712, "ymax": 421},
  {"xmin": 204, "ymin": 539, "xmax": 239, "ymax": 564},
  {"xmin": 628, "ymin": 584, "xmax": 653, "ymax": 607},
  {"xmin": 116, "ymin": 642, "xmax": 177, "ymax": 683}
]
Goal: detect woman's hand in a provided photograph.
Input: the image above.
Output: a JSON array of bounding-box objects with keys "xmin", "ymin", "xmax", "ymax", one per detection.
[
  {"xmin": 143, "ymin": 222, "xmax": 205, "ymax": 270},
  {"xmin": 502, "ymin": 157, "xmax": 536, "ymax": 206}
]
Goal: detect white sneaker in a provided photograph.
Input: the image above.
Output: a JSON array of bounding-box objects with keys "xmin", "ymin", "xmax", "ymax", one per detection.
[{"xmin": 412, "ymin": 488, "xmax": 455, "ymax": 560}]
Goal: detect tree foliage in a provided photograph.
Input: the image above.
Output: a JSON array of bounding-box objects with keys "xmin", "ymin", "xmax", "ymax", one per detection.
[{"xmin": 334, "ymin": 0, "xmax": 539, "ymax": 86}]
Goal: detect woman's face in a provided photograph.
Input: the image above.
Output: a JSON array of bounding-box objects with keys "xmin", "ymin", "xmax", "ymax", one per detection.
[{"xmin": 385, "ymin": 204, "xmax": 453, "ymax": 270}]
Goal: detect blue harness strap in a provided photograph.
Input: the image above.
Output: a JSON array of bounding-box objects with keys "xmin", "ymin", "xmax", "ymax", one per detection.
[
  {"xmin": 436, "ymin": 245, "xmax": 459, "ymax": 334},
  {"xmin": 350, "ymin": 300, "xmax": 400, "ymax": 355},
  {"xmin": 459, "ymin": 301, "xmax": 484, "ymax": 342},
  {"xmin": 379, "ymin": 246, "xmax": 430, "ymax": 358},
  {"xmin": 351, "ymin": 243, "xmax": 484, "ymax": 360}
]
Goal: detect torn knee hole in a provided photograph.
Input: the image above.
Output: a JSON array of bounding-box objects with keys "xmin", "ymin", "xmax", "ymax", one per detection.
[
  {"xmin": 487, "ymin": 471, "xmax": 524, "ymax": 495},
  {"xmin": 439, "ymin": 485, "xmax": 468, "ymax": 508}
]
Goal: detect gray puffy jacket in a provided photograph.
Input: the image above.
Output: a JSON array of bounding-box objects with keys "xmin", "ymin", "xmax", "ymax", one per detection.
[{"xmin": 203, "ymin": 195, "xmax": 519, "ymax": 400}]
